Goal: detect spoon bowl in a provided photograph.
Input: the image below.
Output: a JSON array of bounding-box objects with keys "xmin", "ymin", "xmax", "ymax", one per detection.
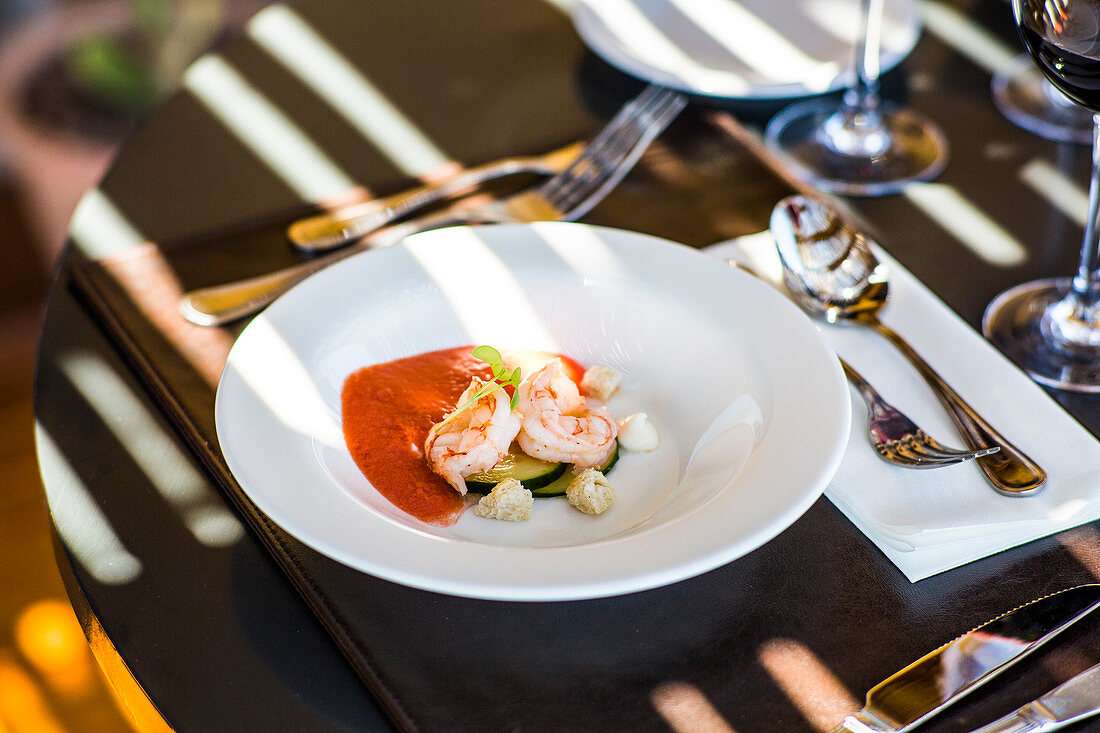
[
  {"xmin": 769, "ymin": 195, "xmax": 1046, "ymax": 496},
  {"xmin": 770, "ymin": 195, "xmax": 889, "ymax": 324}
]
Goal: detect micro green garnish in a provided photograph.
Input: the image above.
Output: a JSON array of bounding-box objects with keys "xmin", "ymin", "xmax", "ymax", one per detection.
[{"xmin": 438, "ymin": 346, "xmax": 522, "ymax": 427}]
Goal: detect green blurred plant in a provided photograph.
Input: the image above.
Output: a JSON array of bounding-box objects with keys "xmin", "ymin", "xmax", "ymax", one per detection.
[{"xmin": 66, "ymin": 0, "xmax": 225, "ymax": 112}]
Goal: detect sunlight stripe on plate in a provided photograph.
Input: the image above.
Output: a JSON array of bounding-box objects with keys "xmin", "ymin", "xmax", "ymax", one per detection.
[
  {"xmin": 668, "ymin": 0, "xmax": 839, "ymax": 90},
  {"xmin": 247, "ymin": 5, "xmax": 450, "ymax": 176},
  {"xmin": 583, "ymin": 0, "xmax": 750, "ymax": 95},
  {"xmin": 183, "ymin": 55, "xmax": 356, "ymax": 201}
]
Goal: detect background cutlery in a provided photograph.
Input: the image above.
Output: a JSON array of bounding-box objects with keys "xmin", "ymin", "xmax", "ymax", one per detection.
[
  {"xmin": 287, "ymin": 140, "xmax": 584, "ymax": 252},
  {"xmin": 843, "ymin": 361, "xmax": 998, "ymax": 468},
  {"xmin": 731, "ymin": 261, "xmax": 994, "ymax": 469},
  {"xmin": 970, "ymin": 661, "xmax": 1100, "ymax": 733},
  {"xmin": 833, "ymin": 585, "xmax": 1100, "ymax": 733},
  {"xmin": 180, "ymin": 84, "xmax": 687, "ymax": 327},
  {"xmin": 771, "ymin": 195, "xmax": 1046, "ymax": 496}
]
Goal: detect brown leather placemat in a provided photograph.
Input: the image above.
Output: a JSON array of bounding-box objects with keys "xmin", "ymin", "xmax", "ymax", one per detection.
[{"xmin": 70, "ymin": 109, "xmax": 802, "ymax": 733}]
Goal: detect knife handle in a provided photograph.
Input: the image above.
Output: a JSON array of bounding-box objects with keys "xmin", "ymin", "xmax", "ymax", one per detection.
[
  {"xmin": 179, "ymin": 211, "xmax": 483, "ymax": 326},
  {"xmin": 286, "ymin": 141, "xmax": 583, "ymax": 252}
]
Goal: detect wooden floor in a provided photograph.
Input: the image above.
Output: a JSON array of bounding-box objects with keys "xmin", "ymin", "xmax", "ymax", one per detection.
[{"xmin": 0, "ymin": 180, "xmax": 134, "ymax": 731}]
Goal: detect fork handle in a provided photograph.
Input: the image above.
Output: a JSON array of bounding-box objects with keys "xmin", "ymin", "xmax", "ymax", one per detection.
[
  {"xmin": 866, "ymin": 318, "xmax": 1046, "ymax": 495},
  {"xmin": 178, "ymin": 211, "xmax": 480, "ymax": 327}
]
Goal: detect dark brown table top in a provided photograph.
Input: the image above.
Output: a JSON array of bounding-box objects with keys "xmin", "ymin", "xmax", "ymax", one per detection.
[{"xmin": 34, "ymin": 0, "xmax": 1100, "ymax": 730}]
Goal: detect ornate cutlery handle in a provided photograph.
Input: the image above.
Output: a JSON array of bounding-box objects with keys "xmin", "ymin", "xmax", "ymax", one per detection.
[
  {"xmin": 179, "ymin": 211, "xmax": 481, "ymax": 327},
  {"xmin": 866, "ymin": 318, "xmax": 1046, "ymax": 495},
  {"xmin": 286, "ymin": 142, "xmax": 581, "ymax": 252}
]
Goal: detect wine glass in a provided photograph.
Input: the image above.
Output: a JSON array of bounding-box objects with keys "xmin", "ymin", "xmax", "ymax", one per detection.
[
  {"xmin": 992, "ymin": 54, "xmax": 1093, "ymax": 144},
  {"xmin": 764, "ymin": 0, "xmax": 948, "ymax": 196},
  {"xmin": 983, "ymin": 0, "xmax": 1100, "ymax": 391}
]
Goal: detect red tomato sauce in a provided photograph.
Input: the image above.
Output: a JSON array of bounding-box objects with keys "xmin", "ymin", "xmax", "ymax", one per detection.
[{"xmin": 341, "ymin": 346, "xmax": 582, "ymax": 526}]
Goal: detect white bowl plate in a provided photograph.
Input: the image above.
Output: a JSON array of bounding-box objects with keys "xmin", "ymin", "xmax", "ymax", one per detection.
[
  {"xmin": 572, "ymin": 0, "xmax": 921, "ymax": 99},
  {"xmin": 215, "ymin": 222, "xmax": 850, "ymax": 600}
]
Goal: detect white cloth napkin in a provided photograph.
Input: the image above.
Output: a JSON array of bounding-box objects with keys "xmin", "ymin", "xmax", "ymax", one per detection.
[{"xmin": 705, "ymin": 232, "xmax": 1100, "ymax": 582}]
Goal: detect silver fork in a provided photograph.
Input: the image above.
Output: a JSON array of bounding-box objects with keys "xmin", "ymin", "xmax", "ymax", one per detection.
[
  {"xmin": 730, "ymin": 261, "xmax": 996, "ymax": 469},
  {"xmin": 844, "ymin": 361, "xmax": 999, "ymax": 468},
  {"xmin": 179, "ymin": 84, "xmax": 688, "ymax": 327}
]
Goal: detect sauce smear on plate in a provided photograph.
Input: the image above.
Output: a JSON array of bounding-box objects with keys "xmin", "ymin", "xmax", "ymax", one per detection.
[{"xmin": 341, "ymin": 346, "xmax": 582, "ymax": 526}]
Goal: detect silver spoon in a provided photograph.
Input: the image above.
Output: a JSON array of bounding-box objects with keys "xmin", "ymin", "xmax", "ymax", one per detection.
[{"xmin": 770, "ymin": 194, "xmax": 1046, "ymax": 496}]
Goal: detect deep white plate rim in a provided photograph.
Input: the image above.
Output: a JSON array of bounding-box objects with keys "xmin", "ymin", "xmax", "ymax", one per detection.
[{"xmin": 215, "ymin": 222, "xmax": 850, "ymax": 600}]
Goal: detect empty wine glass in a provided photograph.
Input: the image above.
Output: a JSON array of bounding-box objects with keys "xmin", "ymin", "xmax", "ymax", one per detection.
[
  {"xmin": 764, "ymin": 0, "xmax": 948, "ymax": 196},
  {"xmin": 983, "ymin": 0, "xmax": 1100, "ymax": 391},
  {"xmin": 992, "ymin": 53, "xmax": 1093, "ymax": 144}
]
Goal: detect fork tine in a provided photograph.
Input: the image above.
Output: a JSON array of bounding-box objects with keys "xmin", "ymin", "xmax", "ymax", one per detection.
[
  {"xmin": 875, "ymin": 448, "xmax": 946, "ymax": 467},
  {"xmin": 843, "ymin": 361, "xmax": 999, "ymax": 470},
  {"xmin": 541, "ymin": 87, "xmax": 675, "ymax": 204},
  {"xmin": 885, "ymin": 433, "xmax": 999, "ymax": 468},
  {"xmin": 888, "ymin": 435, "xmax": 985, "ymax": 464},
  {"xmin": 542, "ymin": 86, "xmax": 686, "ymax": 219},
  {"xmin": 578, "ymin": 83, "xmax": 667, "ymax": 153},
  {"xmin": 909, "ymin": 436, "xmax": 1000, "ymax": 461}
]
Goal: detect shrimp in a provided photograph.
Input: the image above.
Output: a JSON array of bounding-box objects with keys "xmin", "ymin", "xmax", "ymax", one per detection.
[
  {"xmin": 515, "ymin": 358, "xmax": 618, "ymax": 470},
  {"xmin": 425, "ymin": 377, "xmax": 521, "ymax": 495}
]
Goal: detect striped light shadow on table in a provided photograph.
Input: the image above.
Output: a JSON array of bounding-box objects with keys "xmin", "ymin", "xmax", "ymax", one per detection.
[
  {"xmin": 919, "ymin": 0, "xmax": 1017, "ymax": 75},
  {"xmin": 246, "ymin": 4, "xmax": 455, "ymax": 181},
  {"xmin": 1019, "ymin": 158, "xmax": 1089, "ymax": 228},
  {"xmin": 58, "ymin": 352, "xmax": 245, "ymax": 549},
  {"xmin": 34, "ymin": 428, "xmax": 142, "ymax": 587},
  {"xmin": 69, "ymin": 190, "xmax": 146, "ymax": 261},
  {"xmin": 758, "ymin": 637, "xmax": 861, "ymax": 732},
  {"xmin": 183, "ymin": 54, "xmax": 357, "ymax": 203},
  {"xmin": 651, "ymin": 681, "xmax": 739, "ymax": 733},
  {"xmin": 903, "ymin": 183, "xmax": 1029, "ymax": 267}
]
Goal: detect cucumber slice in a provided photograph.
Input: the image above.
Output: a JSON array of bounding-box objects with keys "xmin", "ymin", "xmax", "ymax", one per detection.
[
  {"xmin": 531, "ymin": 441, "xmax": 620, "ymax": 498},
  {"xmin": 466, "ymin": 450, "xmax": 566, "ymax": 493}
]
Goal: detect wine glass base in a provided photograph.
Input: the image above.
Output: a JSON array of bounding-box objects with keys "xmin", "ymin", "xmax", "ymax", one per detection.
[
  {"xmin": 991, "ymin": 56, "xmax": 1093, "ymax": 145},
  {"xmin": 764, "ymin": 98, "xmax": 948, "ymax": 196},
  {"xmin": 983, "ymin": 277, "xmax": 1100, "ymax": 392}
]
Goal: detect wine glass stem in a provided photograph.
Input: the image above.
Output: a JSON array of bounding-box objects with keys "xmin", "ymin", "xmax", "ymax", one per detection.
[
  {"xmin": 845, "ymin": 0, "xmax": 883, "ymax": 115},
  {"xmin": 822, "ymin": 0, "xmax": 889, "ymax": 158},
  {"xmin": 1074, "ymin": 117, "xmax": 1100, "ymax": 304},
  {"xmin": 1046, "ymin": 114, "xmax": 1100, "ymax": 349}
]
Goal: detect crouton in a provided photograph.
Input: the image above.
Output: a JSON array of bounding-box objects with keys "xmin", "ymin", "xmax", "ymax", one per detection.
[
  {"xmin": 566, "ymin": 468, "xmax": 614, "ymax": 515},
  {"xmin": 474, "ymin": 478, "xmax": 533, "ymax": 521},
  {"xmin": 580, "ymin": 365, "xmax": 621, "ymax": 402}
]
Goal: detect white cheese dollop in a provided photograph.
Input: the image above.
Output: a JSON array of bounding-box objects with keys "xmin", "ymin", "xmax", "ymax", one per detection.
[{"xmin": 617, "ymin": 412, "xmax": 658, "ymax": 452}]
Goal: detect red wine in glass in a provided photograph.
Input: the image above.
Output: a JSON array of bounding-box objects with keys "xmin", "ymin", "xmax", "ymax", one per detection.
[
  {"xmin": 984, "ymin": 0, "xmax": 1100, "ymax": 391},
  {"xmin": 1017, "ymin": 0, "xmax": 1100, "ymax": 111}
]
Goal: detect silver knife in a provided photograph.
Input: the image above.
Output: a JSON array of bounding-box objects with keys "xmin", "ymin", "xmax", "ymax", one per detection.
[
  {"xmin": 286, "ymin": 140, "xmax": 583, "ymax": 252},
  {"xmin": 970, "ymin": 662, "xmax": 1100, "ymax": 733},
  {"xmin": 834, "ymin": 585, "xmax": 1100, "ymax": 733}
]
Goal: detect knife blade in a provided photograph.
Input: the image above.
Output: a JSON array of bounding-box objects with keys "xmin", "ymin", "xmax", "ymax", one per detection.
[
  {"xmin": 286, "ymin": 140, "xmax": 583, "ymax": 252},
  {"xmin": 833, "ymin": 585, "xmax": 1100, "ymax": 733},
  {"xmin": 969, "ymin": 662, "xmax": 1100, "ymax": 733}
]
